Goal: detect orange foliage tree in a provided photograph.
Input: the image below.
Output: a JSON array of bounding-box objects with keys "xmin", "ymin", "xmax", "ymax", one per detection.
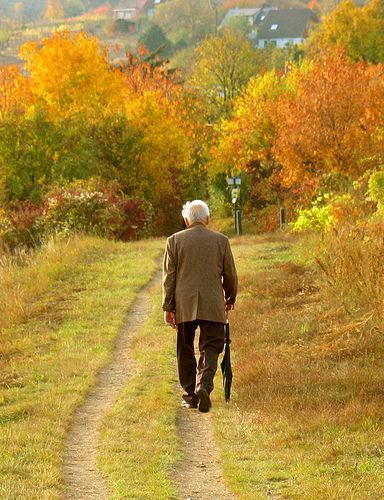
[
  {"xmin": 0, "ymin": 65, "xmax": 31, "ymax": 120},
  {"xmin": 273, "ymin": 52, "xmax": 384, "ymax": 195},
  {"xmin": 210, "ymin": 69, "xmax": 297, "ymax": 216},
  {"xmin": 212, "ymin": 51, "xmax": 384, "ymax": 219}
]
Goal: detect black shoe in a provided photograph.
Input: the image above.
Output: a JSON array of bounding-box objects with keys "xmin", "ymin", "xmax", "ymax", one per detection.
[
  {"xmin": 196, "ymin": 388, "xmax": 211, "ymax": 413},
  {"xmin": 181, "ymin": 394, "xmax": 198, "ymax": 409}
]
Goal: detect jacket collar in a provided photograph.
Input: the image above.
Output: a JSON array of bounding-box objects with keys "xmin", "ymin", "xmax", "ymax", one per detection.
[{"xmin": 188, "ymin": 221, "xmax": 208, "ymax": 229}]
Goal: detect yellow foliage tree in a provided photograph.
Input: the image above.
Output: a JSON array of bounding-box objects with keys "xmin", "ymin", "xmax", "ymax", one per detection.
[
  {"xmin": 189, "ymin": 29, "xmax": 260, "ymax": 115},
  {"xmin": 19, "ymin": 30, "xmax": 124, "ymax": 121},
  {"xmin": 124, "ymin": 90, "xmax": 191, "ymax": 203}
]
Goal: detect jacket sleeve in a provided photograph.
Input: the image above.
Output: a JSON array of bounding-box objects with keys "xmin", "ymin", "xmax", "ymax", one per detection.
[
  {"xmin": 222, "ymin": 239, "xmax": 238, "ymax": 305},
  {"xmin": 162, "ymin": 236, "xmax": 177, "ymax": 312}
]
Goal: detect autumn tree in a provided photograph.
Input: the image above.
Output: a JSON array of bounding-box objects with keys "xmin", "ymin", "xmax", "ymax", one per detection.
[
  {"xmin": 0, "ymin": 65, "xmax": 31, "ymax": 120},
  {"xmin": 120, "ymin": 47, "xmax": 210, "ymax": 232},
  {"xmin": 154, "ymin": 0, "xmax": 216, "ymax": 47},
  {"xmin": 273, "ymin": 53, "xmax": 384, "ymax": 195},
  {"xmin": 19, "ymin": 30, "xmax": 124, "ymax": 121},
  {"xmin": 307, "ymin": 0, "xmax": 384, "ymax": 64},
  {"xmin": 188, "ymin": 29, "xmax": 260, "ymax": 116},
  {"xmin": 210, "ymin": 69, "xmax": 296, "ymax": 212}
]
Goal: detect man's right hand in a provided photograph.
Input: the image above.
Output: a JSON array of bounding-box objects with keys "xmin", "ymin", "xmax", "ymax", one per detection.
[{"xmin": 164, "ymin": 310, "xmax": 177, "ymax": 329}]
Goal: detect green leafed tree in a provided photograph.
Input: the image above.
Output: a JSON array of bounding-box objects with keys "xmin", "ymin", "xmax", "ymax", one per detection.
[
  {"xmin": 188, "ymin": 29, "xmax": 260, "ymax": 116},
  {"xmin": 153, "ymin": 0, "xmax": 216, "ymax": 47},
  {"xmin": 63, "ymin": 0, "xmax": 85, "ymax": 18}
]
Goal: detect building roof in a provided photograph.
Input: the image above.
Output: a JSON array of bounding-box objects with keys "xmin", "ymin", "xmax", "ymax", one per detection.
[
  {"xmin": 115, "ymin": 0, "xmax": 149, "ymax": 9},
  {"xmin": 257, "ymin": 8, "xmax": 318, "ymax": 40},
  {"xmin": 219, "ymin": 7, "xmax": 261, "ymax": 28}
]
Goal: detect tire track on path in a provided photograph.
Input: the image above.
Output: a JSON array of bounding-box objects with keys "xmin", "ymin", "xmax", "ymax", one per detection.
[
  {"xmin": 63, "ymin": 270, "xmax": 161, "ymax": 499},
  {"xmin": 173, "ymin": 338, "xmax": 235, "ymax": 500}
]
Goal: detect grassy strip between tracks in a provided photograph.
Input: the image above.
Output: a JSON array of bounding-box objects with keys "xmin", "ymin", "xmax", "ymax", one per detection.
[
  {"xmin": 99, "ymin": 282, "xmax": 180, "ymax": 499},
  {"xmin": 212, "ymin": 233, "xmax": 384, "ymax": 499},
  {"xmin": 0, "ymin": 236, "xmax": 163, "ymax": 498}
]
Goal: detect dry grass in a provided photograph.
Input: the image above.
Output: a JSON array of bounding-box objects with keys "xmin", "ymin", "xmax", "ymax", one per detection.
[
  {"xmin": 212, "ymin": 231, "xmax": 384, "ymax": 499},
  {"xmin": 315, "ymin": 221, "xmax": 384, "ymax": 319}
]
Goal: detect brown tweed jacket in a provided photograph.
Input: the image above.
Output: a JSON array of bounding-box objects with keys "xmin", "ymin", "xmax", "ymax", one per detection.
[{"xmin": 162, "ymin": 221, "xmax": 238, "ymax": 324}]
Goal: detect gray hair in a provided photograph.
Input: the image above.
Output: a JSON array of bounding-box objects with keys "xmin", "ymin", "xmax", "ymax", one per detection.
[{"xmin": 182, "ymin": 200, "xmax": 210, "ymax": 223}]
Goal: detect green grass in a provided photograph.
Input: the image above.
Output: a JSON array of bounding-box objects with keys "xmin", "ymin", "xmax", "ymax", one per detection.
[
  {"xmin": 0, "ymin": 236, "xmax": 163, "ymax": 498},
  {"xmin": 213, "ymin": 233, "xmax": 384, "ymax": 499},
  {"xmin": 99, "ymin": 284, "xmax": 180, "ymax": 499}
]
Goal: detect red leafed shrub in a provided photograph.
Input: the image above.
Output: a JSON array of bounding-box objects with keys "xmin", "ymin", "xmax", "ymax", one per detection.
[
  {"xmin": 115, "ymin": 198, "xmax": 154, "ymax": 241},
  {"xmin": 0, "ymin": 201, "xmax": 43, "ymax": 249},
  {"xmin": 1, "ymin": 180, "xmax": 155, "ymax": 250},
  {"xmin": 37, "ymin": 181, "xmax": 154, "ymax": 242}
]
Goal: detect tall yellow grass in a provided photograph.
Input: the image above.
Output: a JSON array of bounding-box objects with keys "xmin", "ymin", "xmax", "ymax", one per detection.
[{"xmin": 316, "ymin": 221, "xmax": 384, "ymax": 318}]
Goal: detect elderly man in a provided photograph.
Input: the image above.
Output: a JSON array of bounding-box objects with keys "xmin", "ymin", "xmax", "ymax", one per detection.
[{"xmin": 162, "ymin": 200, "xmax": 238, "ymax": 413}]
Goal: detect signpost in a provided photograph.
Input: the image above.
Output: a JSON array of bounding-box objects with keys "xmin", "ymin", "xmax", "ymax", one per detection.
[{"xmin": 227, "ymin": 176, "xmax": 243, "ymax": 235}]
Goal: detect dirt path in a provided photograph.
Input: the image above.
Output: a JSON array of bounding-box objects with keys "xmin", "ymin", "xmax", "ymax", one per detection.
[
  {"xmin": 63, "ymin": 271, "xmax": 161, "ymax": 499},
  {"xmin": 173, "ymin": 333, "xmax": 235, "ymax": 500},
  {"xmin": 63, "ymin": 268, "xmax": 233, "ymax": 499}
]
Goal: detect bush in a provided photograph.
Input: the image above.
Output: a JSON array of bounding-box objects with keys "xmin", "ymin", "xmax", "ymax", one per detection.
[
  {"xmin": 248, "ymin": 205, "xmax": 283, "ymax": 233},
  {"xmin": 0, "ymin": 202, "xmax": 43, "ymax": 250},
  {"xmin": 113, "ymin": 198, "xmax": 154, "ymax": 241},
  {"xmin": 368, "ymin": 171, "xmax": 384, "ymax": 213},
  {"xmin": 37, "ymin": 181, "xmax": 154, "ymax": 242},
  {"xmin": 38, "ymin": 186, "xmax": 113, "ymax": 239},
  {"xmin": 292, "ymin": 195, "xmax": 334, "ymax": 232},
  {"xmin": 292, "ymin": 193, "xmax": 367, "ymax": 232},
  {"xmin": 0, "ymin": 181, "xmax": 154, "ymax": 250}
]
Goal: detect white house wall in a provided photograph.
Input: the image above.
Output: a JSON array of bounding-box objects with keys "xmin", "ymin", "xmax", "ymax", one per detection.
[{"xmin": 257, "ymin": 37, "xmax": 304, "ymax": 48}]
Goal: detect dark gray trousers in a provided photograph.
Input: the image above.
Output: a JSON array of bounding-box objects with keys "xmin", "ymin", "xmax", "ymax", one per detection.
[{"xmin": 177, "ymin": 320, "xmax": 225, "ymax": 396}]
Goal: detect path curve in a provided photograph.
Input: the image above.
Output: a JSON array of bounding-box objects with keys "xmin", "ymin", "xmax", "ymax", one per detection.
[{"xmin": 63, "ymin": 271, "xmax": 161, "ymax": 499}]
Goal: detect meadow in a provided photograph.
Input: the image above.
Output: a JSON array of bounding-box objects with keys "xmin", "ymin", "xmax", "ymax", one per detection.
[
  {"xmin": 1, "ymin": 225, "xmax": 382, "ymax": 498},
  {"xmin": 0, "ymin": 236, "xmax": 163, "ymax": 497},
  {"xmin": 213, "ymin": 228, "xmax": 384, "ymax": 499}
]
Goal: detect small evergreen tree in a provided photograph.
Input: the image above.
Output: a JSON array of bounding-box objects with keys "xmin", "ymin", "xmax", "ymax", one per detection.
[{"xmin": 139, "ymin": 23, "xmax": 171, "ymax": 56}]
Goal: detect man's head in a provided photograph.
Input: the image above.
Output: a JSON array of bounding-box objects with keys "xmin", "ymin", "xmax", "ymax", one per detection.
[{"xmin": 182, "ymin": 200, "xmax": 210, "ymax": 227}]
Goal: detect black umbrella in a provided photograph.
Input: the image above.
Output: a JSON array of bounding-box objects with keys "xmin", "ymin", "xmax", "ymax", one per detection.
[{"xmin": 221, "ymin": 320, "xmax": 233, "ymax": 402}]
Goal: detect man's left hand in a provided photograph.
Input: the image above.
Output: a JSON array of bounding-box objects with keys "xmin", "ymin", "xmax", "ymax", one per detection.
[{"xmin": 164, "ymin": 311, "xmax": 177, "ymax": 329}]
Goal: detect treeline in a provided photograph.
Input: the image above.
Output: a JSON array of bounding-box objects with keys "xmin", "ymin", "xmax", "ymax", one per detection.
[
  {"xmin": 1, "ymin": 0, "xmax": 384, "ymax": 251},
  {"xmin": 0, "ymin": 31, "xmax": 210, "ymax": 249},
  {"xmin": 0, "ymin": 0, "xmax": 111, "ymax": 21}
]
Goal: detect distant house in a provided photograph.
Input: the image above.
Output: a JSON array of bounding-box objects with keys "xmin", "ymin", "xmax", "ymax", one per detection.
[
  {"xmin": 113, "ymin": 0, "xmax": 164, "ymax": 26},
  {"xmin": 219, "ymin": 5, "xmax": 277, "ymax": 39},
  {"xmin": 257, "ymin": 8, "xmax": 318, "ymax": 48}
]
